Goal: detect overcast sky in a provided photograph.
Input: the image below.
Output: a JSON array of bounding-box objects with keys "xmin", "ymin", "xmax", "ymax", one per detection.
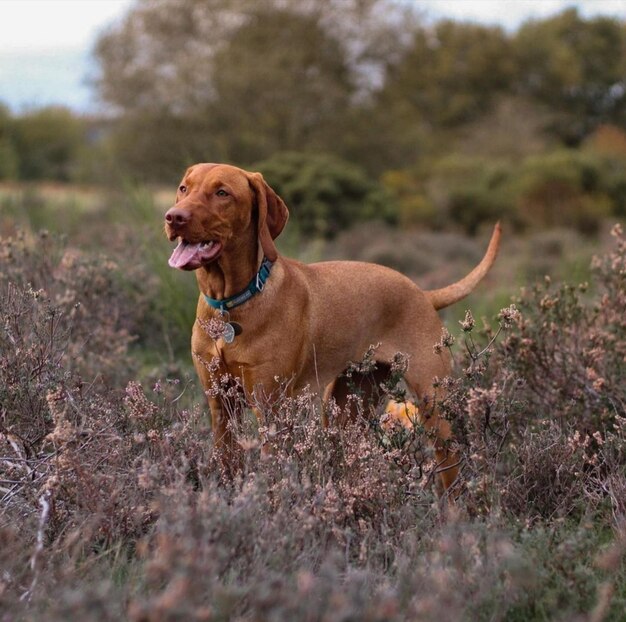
[{"xmin": 1, "ymin": 0, "xmax": 625, "ymax": 113}]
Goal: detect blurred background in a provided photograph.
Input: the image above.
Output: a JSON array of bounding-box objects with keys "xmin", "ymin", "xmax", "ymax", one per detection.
[{"xmin": 1, "ymin": 0, "xmax": 625, "ymax": 364}]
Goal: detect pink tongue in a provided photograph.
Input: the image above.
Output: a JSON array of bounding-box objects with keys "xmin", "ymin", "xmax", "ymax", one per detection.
[{"xmin": 168, "ymin": 241, "xmax": 201, "ymax": 269}]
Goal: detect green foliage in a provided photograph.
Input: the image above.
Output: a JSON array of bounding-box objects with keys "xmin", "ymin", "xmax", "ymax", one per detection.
[
  {"xmin": 0, "ymin": 138, "xmax": 19, "ymax": 180},
  {"xmin": 0, "ymin": 104, "xmax": 18, "ymax": 180},
  {"xmin": 89, "ymin": 2, "xmax": 626, "ymax": 186},
  {"xmin": 209, "ymin": 8, "xmax": 353, "ymax": 164},
  {"xmin": 1, "ymin": 4, "xmax": 625, "ymax": 240},
  {"xmin": 428, "ymin": 155, "xmax": 514, "ymax": 234},
  {"xmin": 514, "ymin": 150, "xmax": 614, "ymax": 233},
  {"xmin": 514, "ymin": 8, "xmax": 626, "ymax": 143},
  {"xmin": 454, "ymin": 95, "xmax": 556, "ymax": 160},
  {"xmin": 584, "ymin": 125, "xmax": 626, "ymax": 218},
  {"xmin": 385, "ymin": 148, "xmax": 623, "ymax": 235},
  {"xmin": 381, "ymin": 20, "xmax": 515, "ymax": 127},
  {"xmin": 92, "ymin": 0, "xmax": 409, "ymax": 178},
  {"xmin": 11, "ymin": 106, "xmax": 86, "ymax": 181},
  {"xmin": 255, "ymin": 151, "xmax": 397, "ymax": 238},
  {"xmin": 113, "ymin": 186, "xmax": 200, "ymax": 360},
  {"xmin": 381, "ymin": 169, "xmax": 438, "ymax": 228}
]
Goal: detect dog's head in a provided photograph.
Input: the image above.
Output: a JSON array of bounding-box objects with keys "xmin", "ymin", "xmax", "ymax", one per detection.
[{"xmin": 165, "ymin": 163, "xmax": 289, "ymax": 270}]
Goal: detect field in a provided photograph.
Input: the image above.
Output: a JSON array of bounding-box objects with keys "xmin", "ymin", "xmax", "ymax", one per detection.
[{"xmin": 1, "ymin": 184, "xmax": 625, "ymax": 621}]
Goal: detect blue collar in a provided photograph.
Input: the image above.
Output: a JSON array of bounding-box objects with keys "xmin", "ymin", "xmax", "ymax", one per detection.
[{"xmin": 203, "ymin": 257, "xmax": 274, "ymax": 312}]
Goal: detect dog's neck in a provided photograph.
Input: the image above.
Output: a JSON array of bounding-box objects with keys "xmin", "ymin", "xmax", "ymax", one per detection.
[{"xmin": 195, "ymin": 228, "xmax": 262, "ymax": 302}]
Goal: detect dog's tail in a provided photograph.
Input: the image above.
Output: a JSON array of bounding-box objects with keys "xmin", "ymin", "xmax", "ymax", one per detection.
[{"xmin": 425, "ymin": 222, "xmax": 502, "ymax": 311}]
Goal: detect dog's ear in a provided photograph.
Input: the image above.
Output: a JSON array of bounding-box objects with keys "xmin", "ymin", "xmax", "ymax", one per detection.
[{"xmin": 248, "ymin": 172, "xmax": 289, "ymax": 262}]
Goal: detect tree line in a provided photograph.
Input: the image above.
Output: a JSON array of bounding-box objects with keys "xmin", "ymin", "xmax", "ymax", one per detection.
[{"xmin": 1, "ymin": 1, "xmax": 625, "ymax": 235}]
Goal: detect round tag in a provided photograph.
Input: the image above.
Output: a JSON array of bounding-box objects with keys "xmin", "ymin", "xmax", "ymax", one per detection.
[{"xmin": 223, "ymin": 322, "xmax": 236, "ymax": 344}]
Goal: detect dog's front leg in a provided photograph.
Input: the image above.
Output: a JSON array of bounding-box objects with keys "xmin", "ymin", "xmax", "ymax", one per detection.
[
  {"xmin": 207, "ymin": 395, "xmax": 243, "ymax": 475},
  {"xmin": 245, "ymin": 377, "xmax": 294, "ymax": 460},
  {"xmin": 248, "ymin": 406, "xmax": 274, "ymax": 460}
]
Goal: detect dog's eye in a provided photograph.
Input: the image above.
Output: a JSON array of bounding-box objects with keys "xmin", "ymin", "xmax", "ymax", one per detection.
[
  {"xmin": 179, "ymin": 185, "xmax": 187, "ymax": 193},
  {"xmin": 216, "ymin": 189, "xmax": 229, "ymax": 197}
]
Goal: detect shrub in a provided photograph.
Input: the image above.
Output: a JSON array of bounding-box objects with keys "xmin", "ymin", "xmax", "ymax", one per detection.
[
  {"xmin": 0, "ymin": 273, "xmax": 208, "ymax": 612},
  {"xmin": 441, "ymin": 225, "xmax": 626, "ymax": 526},
  {"xmin": 514, "ymin": 150, "xmax": 613, "ymax": 233},
  {"xmin": 0, "ymin": 104, "xmax": 19, "ymax": 180},
  {"xmin": 0, "ymin": 187, "xmax": 199, "ymax": 361},
  {"xmin": 381, "ymin": 169, "xmax": 438, "ymax": 228},
  {"xmin": 583, "ymin": 127, "xmax": 626, "ymax": 219},
  {"xmin": 500, "ymin": 224, "xmax": 625, "ymax": 431},
  {"xmin": 0, "ymin": 138, "xmax": 19, "ymax": 180},
  {"xmin": 255, "ymin": 151, "xmax": 396, "ymax": 238},
  {"xmin": 12, "ymin": 107, "xmax": 87, "ymax": 182},
  {"xmin": 406, "ymin": 154, "xmax": 513, "ymax": 235},
  {"xmin": 2, "ymin": 220, "xmax": 626, "ymax": 619},
  {"xmin": 0, "ymin": 231, "xmax": 143, "ymax": 385},
  {"xmin": 387, "ymin": 148, "xmax": 621, "ymax": 235}
]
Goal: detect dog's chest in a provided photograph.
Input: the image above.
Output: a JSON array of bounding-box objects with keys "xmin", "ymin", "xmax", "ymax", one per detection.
[{"xmin": 192, "ymin": 323, "xmax": 260, "ymax": 370}]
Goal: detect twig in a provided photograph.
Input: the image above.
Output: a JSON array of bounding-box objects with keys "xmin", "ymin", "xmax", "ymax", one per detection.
[
  {"xmin": 171, "ymin": 379, "xmax": 192, "ymax": 403},
  {"xmin": 474, "ymin": 325, "xmax": 503, "ymax": 359},
  {"xmin": 19, "ymin": 489, "xmax": 52, "ymax": 603}
]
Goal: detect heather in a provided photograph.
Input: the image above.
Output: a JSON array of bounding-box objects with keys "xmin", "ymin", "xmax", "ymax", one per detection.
[{"xmin": 0, "ymin": 220, "xmax": 624, "ymax": 621}]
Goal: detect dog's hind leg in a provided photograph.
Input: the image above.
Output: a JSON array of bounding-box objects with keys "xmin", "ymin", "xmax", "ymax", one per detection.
[
  {"xmin": 404, "ymin": 355, "xmax": 460, "ymax": 493},
  {"xmin": 323, "ymin": 362, "xmax": 391, "ymax": 427}
]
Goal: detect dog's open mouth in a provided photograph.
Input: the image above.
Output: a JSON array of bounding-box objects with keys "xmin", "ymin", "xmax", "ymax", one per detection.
[{"xmin": 168, "ymin": 239, "xmax": 222, "ymax": 270}]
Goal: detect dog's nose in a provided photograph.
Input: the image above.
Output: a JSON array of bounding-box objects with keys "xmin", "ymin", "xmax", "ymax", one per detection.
[{"xmin": 165, "ymin": 207, "xmax": 191, "ymax": 228}]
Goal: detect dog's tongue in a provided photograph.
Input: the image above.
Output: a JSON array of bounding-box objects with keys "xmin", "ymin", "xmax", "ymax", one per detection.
[
  {"xmin": 168, "ymin": 240, "xmax": 203, "ymax": 269},
  {"xmin": 168, "ymin": 240, "xmax": 221, "ymax": 270}
]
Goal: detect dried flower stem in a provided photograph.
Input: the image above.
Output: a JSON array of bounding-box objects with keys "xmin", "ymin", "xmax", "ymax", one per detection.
[{"xmin": 20, "ymin": 489, "xmax": 52, "ymax": 603}]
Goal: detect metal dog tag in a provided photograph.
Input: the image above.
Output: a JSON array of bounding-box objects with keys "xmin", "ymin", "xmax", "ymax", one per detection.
[{"xmin": 223, "ymin": 322, "xmax": 236, "ymax": 344}]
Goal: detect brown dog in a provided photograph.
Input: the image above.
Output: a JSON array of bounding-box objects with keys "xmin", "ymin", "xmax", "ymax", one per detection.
[{"xmin": 165, "ymin": 163, "xmax": 500, "ymax": 489}]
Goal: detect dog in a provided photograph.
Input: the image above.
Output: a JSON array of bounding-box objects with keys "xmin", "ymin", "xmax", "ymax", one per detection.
[{"xmin": 165, "ymin": 163, "xmax": 500, "ymax": 489}]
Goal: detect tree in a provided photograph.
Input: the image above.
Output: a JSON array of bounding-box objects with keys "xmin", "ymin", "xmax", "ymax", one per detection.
[
  {"xmin": 12, "ymin": 107, "xmax": 86, "ymax": 181},
  {"xmin": 379, "ymin": 21, "xmax": 515, "ymax": 128},
  {"xmin": 514, "ymin": 8, "xmax": 626, "ymax": 144},
  {"xmin": 93, "ymin": 0, "xmax": 412, "ymax": 179},
  {"xmin": 0, "ymin": 103, "xmax": 18, "ymax": 180},
  {"xmin": 207, "ymin": 7, "xmax": 354, "ymax": 163}
]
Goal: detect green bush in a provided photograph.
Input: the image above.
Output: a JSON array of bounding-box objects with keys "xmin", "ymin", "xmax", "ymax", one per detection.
[
  {"xmin": 391, "ymin": 149, "xmax": 621, "ymax": 235},
  {"xmin": 12, "ymin": 106, "xmax": 87, "ymax": 182},
  {"xmin": 381, "ymin": 169, "xmax": 439, "ymax": 228},
  {"xmin": 254, "ymin": 151, "xmax": 397, "ymax": 238},
  {"xmin": 0, "ymin": 138, "xmax": 18, "ymax": 180},
  {"xmin": 584, "ymin": 128, "xmax": 626, "ymax": 217},
  {"xmin": 0, "ymin": 104, "xmax": 18, "ymax": 180},
  {"xmin": 426, "ymin": 155, "xmax": 513, "ymax": 234},
  {"xmin": 593, "ymin": 154, "xmax": 626, "ymax": 218},
  {"xmin": 513, "ymin": 150, "xmax": 613, "ymax": 233}
]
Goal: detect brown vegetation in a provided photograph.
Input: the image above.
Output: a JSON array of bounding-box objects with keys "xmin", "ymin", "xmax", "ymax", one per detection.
[{"xmin": 1, "ymin": 223, "xmax": 624, "ymax": 620}]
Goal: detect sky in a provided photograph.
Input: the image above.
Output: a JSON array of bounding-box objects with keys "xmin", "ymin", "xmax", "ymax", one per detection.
[
  {"xmin": 1, "ymin": 0, "xmax": 625, "ymax": 113},
  {"xmin": 0, "ymin": 0, "xmax": 132, "ymax": 112}
]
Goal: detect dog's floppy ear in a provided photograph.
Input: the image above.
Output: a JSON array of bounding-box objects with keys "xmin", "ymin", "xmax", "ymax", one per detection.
[{"xmin": 248, "ymin": 172, "xmax": 289, "ymax": 262}]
